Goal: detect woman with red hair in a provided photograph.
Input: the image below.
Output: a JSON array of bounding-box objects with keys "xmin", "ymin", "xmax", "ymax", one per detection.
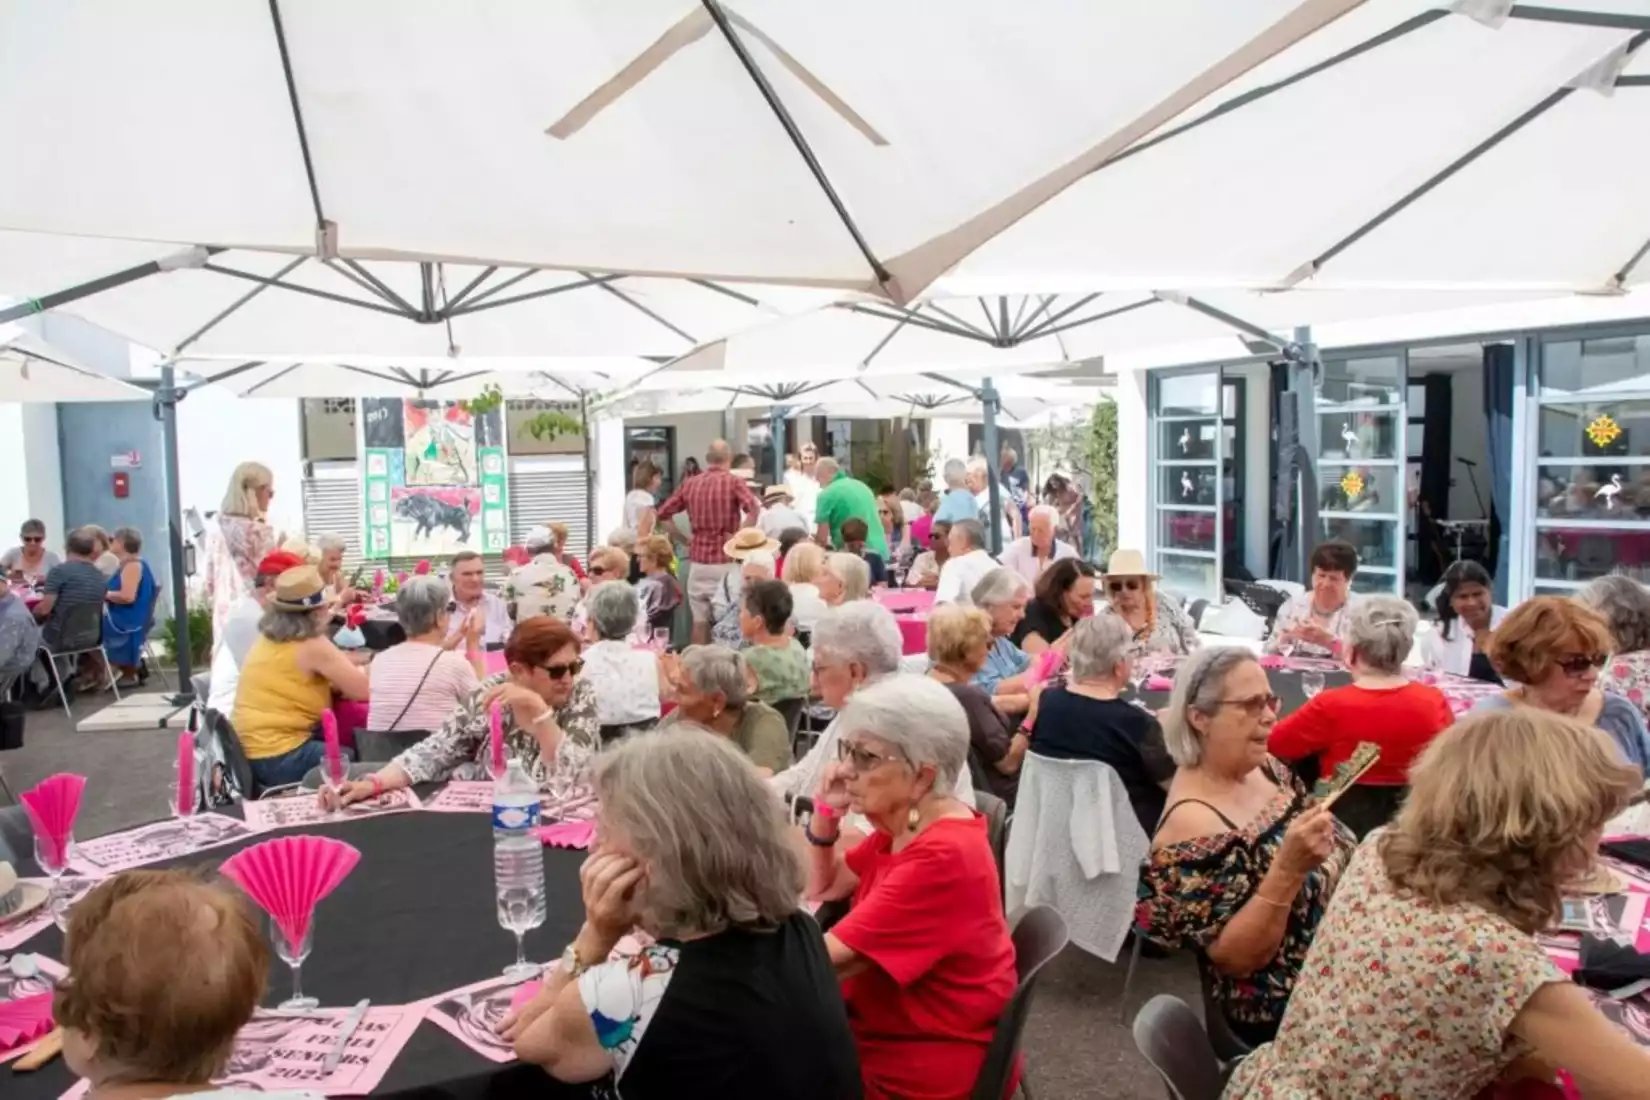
[{"xmin": 326, "ymin": 617, "xmax": 599, "ymax": 806}]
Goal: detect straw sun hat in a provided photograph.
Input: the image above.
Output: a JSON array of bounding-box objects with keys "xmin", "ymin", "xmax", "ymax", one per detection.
[
  {"xmin": 0, "ymin": 862, "xmax": 49, "ymax": 925},
  {"xmin": 723, "ymin": 527, "xmax": 781, "ymax": 561},
  {"xmin": 269, "ymin": 565, "xmax": 330, "ymax": 612},
  {"xmin": 1103, "ymin": 549, "xmax": 1159, "ymax": 581}
]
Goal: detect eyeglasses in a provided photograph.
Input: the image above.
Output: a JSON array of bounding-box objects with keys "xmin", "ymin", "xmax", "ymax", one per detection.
[
  {"xmin": 836, "ymin": 740, "xmax": 903, "ymax": 772},
  {"xmin": 540, "ymin": 659, "xmax": 585, "ymax": 680},
  {"xmin": 1556, "ymin": 653, "xmax": 1607, "ymax": 677},
  {"xmin": 1107, "ymin": 579, "xmax": 1142, "ymax": 594},
  {"xmin": 20, "ymin": 536, "xmax": 42, "ymax": 544},
  {"xmin": 589, "ymin": 566, "xmax": 608, "ymax": 577},
  {"xmin": 1217, "ymin": 693, "xmax": 1281, "ymax": 716}
]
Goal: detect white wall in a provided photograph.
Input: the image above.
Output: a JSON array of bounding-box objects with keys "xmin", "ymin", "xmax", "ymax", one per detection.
[
  {"xmin": 593, "ymin": 414, "xmax": 625, "ymax": 543},
  {"xmin": 1115, "ymin": 368, "xmax": 1148, "ymax": 553},
  {"xmin": 0, "ymin": 403, "xmax": 65, "ymax": 545},
  {"xmin": 176, "ymin": 388, "xmax": 305, "ymax": 536},
  {"xmin": 928, "ymin": 421, "xmax": 970, "ymax": 474}
]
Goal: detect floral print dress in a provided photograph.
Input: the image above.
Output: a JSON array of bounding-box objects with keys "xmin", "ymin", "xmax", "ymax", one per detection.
[
  {"xmin": 1222, "ymin": 838, "xmax": 1566, "ymax": 1099},
  {"xmin": 1136, "ymin": 757, "xmax": 1354, "ymax": 1043},
  {"xmin": 393, "ymin": 673, "xmax": 600, "ymax": 791},
  {"xmin": 1602, "ymin": 649, "xmax": 1650, "ymax": 727},
  {"xmin": 1120, "ymin": 591, "xmax": 1201, "ymax": 661},
  {"xmin": 204, "ymin": 514, "xmax": 276, "ymax": 642}
]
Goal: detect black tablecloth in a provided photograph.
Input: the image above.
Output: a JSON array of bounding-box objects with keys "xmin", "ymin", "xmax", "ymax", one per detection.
[{"xmin": 11, "ymin": 812, "xmax": 593, "ymax": 1100}]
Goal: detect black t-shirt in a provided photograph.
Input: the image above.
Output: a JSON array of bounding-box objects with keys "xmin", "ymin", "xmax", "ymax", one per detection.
[
  {"xmin": 1030, "ymin": 687, "xmax": 1176, "ymax": 833},
  {"xmin": 1011, "ymin": 598, "xmax": 1068, "ymax": 648},
  {"xmin": 614, "ymin": 911, "xmax": 862, "ymax": 1100},
  {"xmin": 857, "ymin": 550, "xmax": 888, "ymax": 586}
]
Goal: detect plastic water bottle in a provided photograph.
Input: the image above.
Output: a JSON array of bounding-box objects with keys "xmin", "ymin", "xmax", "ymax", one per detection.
[{"xmin": 493, "ymin": 758, "xmax": 546, "ymax": 978}]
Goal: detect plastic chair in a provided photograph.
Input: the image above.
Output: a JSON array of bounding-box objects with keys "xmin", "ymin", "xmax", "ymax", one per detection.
[
  {"xmin": 772, "ymin": 696, "xmax": 807, "ymax": 758},
  {"xmin": 973, "ymin": 788, "xmax": 1009, "ymax": 887},
  {"xmin": 37, "ymin": 600, "xmax": 119, "ymax": 719},
  {"xmin": 969, "ymin": 904, "xmax": 1069, "ymax": 1100},
  {"xmin": 1132, "ymin": 995, "xmax": 1227, "ymax": 1100}
]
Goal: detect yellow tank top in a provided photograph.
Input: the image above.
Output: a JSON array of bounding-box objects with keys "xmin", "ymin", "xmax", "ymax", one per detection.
[{"xmin": 232, "ymin": 637, "xmax": 332, "ymax": 760}]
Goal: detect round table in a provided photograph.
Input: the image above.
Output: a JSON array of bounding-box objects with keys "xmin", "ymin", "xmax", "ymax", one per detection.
[{"xmin": 10, "ymin": 811, "xmax": 593, "ymax": 1100}]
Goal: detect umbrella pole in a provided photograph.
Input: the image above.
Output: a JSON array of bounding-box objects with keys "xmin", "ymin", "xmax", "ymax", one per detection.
[
  {"xmin": 155, "ymin": 365, "xmax": 194, "ymax": 703},
  {"xmin": 981, "ymin": 377, "xmax": 1003, "ymax": 556},
  {"xmin": 770, "ymin": 405, "xmax": 788, "ymax": 485}
]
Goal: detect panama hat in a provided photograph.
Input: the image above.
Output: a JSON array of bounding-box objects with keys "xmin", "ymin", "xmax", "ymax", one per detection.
[
  {"xmin": 1103, "ymin": 549, "xmax": 1159, "ymax": 580},
  {"xmin": 269, "ymin": 565, "xmax": 330, "ymax": 612},
  {"xmin": 0, "ymin": 862, "xmax": 48, "ymax": 925},
  {"xmin": 723, "ymin": 527, "xmax": 781, "ymax": 560},
  {"xmin": 762, "ymin": 484, "xmax": 793, "ymax": 503}
]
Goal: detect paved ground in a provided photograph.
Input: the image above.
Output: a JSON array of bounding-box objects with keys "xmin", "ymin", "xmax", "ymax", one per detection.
[{"xmin": 1, "ymin": 692, "xmax": 1197, "ymax": 1099}]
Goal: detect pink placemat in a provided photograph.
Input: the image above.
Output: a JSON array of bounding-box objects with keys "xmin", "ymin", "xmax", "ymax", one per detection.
[
  {"xmin": 896, "ymin": 616, "xmax": 927, "ymax": 657},
  {"xmin": 875, "ymin": 589, "xmax": 935, "ymax": 614}
]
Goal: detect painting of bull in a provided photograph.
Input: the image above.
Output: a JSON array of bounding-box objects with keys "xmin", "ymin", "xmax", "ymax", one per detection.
[{"xmin": 395, "ymin": 491, "xmax": 473, "ymax": 545}]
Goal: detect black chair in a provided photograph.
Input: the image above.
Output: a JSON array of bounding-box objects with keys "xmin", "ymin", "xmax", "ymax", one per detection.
[
  {"xmin": 351, "ymin": 727, "xmax": 433, "ymax": 764},
  {"xmin": 773, "ymin": 696, "xmax": 807, "ymax": 758},
  {"xmin": 1196, "ymin": 955, "xmax": 1254, "ymax": 1063},
  {"xmin": 0, "ymin": 803, "xmax": 31, "ymax": 864},
  {"xmin": 1223, "ymin": 580, "xmax": 1286, "ymax": 631},
  {"xmin": 1132, "ymin": 995, "xmax": 1227, "ymax": 1100},
  {"xmin": 972, "ymin": 789, "xmax": 1009, "ymax": 887},
  {"xmin": 1330, "ymin": 783, "xmax": 1407, "ymax": 840},
  {"xmin": 969, "ymin": 904, "xmax": 1069, "ymax": 1100},
  {"xmin": 210, "ymin": 711, "xmax": 257, "ymax": 802},
  {"xmin": 38, "ymin": 600, "xmax": 116, "ymax": 719}
]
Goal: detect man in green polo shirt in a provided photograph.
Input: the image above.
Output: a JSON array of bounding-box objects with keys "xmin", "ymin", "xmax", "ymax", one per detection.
[{"xmin": 812, "ymin": 457, "xmax": 889, "ymax": 556}]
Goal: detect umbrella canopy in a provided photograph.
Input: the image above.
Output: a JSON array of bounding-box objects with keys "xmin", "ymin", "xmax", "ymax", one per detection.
[
  {"xmin": 956, "ymin": 0, "xmax": 1650, "ymax": 294},
  {"xmin": 178, "ymin": 355, "xmax": 656, "ymax": 400},
  {"xmin": 0, "ymin": 325, "xmax": 149, "ymax": 401},
  {"xmin": 0, "ymin": 235, "xmax": 834, "ymax": 359},
  {"xmin": 0, "ymin": 0, "xmax": 1373, "ymax": 301}
]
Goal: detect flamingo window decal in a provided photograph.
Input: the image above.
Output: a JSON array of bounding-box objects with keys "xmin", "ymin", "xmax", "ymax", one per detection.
[
  {"xmin": 1596, "ymin": 473, "xmax": 1623, "ymax": 511},
  {"xmin": 1180, "ymin": 470, "xmax": 1195, "ymax": 500},
  {"xmin": 1340, "ymin": 421, "xmax": 1359, "ymax": 458}
]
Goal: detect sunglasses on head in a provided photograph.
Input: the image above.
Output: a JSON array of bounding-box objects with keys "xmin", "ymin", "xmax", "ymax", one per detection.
[
  {"xmin": 1107, "ymin": 578, "xmax": 1143, "ymax": 594},
  {"xmin": 540, "ymin": 659, "xmax": 584, "ymax": 680},
  {"xmin": 1556, "ymin": 653, "xmax": 1607, "ymax": 677}
]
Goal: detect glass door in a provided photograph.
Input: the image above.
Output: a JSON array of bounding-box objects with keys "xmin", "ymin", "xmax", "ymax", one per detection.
[
  {"xmin": 1315, "ymin": 353, "xmax": 1406, "ymax": 594},
  {"xmin": 1531, "ymin": 332, "xmax": 1650, "ymax": 593},
  {"xmin": 1150, "ymin": 369, "xmax": 1224, "ymax": 602}
]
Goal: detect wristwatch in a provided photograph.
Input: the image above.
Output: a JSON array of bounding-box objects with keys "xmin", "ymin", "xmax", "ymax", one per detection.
[{"xmin": 559, "ymin": 942, "xmax": 593, "ymax": 978}]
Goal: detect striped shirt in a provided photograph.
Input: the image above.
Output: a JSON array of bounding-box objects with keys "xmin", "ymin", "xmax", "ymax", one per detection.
[
  {"xmin": 367, "ymin": 642, "xmax": 480, "ymax": 732},
  {"xmin": 654, "ymin": 468, "xmax": 760, "ymax": 564}
]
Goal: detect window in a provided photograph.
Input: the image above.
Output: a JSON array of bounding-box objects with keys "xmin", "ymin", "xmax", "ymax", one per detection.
[
  {"xmin": 1316, "ymin": 354, "xmax": 1405, "ymax": 594},
  {"xmin": 1149, "ymin": 370, "xmax": 1223, "ymax": 601},
  {"xmin": 1532, "ymin": 333, "xmax": 1650, "ymax": 593}
]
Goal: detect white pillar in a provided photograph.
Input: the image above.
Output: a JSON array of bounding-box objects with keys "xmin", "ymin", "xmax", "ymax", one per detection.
[
  {"xmin": 1116, "ymin": 367, "xmax": 1148, "ymax": 554},
  {"xmin": 593, "ymin": 412, "xmax": 626, "ymax": 543}
]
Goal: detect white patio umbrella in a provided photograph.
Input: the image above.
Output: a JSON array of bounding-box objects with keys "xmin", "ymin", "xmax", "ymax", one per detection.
[
  {"xmin": 0, "ymin": 325, "xmax": 149, "ymax": 401},
  {"xmin": 0, "ymin": 235, "xmax": 836, "ymax": 359},
  {"xmin": 955, "ymin": 0, "xmax": 1650, "ymax": 294},
  {"xmin": 177, "ymin": 356, "xmax": 656, "ymax": 401},
  {"xmin": 0, "ymin": 0, "xmax": 1378, "ymax": 304}
]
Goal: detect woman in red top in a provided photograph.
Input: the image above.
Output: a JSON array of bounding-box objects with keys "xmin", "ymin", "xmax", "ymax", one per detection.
[
  {"xmin": 805, "ymin": 675, "xmax": 1016, "ymax": 1100},
  {"xmin": 1269, "ymin": 594, "xmax": 1454, "ymax": 838}
]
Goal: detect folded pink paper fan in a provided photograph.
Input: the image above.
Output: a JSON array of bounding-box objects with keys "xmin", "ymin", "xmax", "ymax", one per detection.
[
  {"xmin": 489, "ymin": 704, "xmax": 507, "ymax": 775},
  {"xmin": 1029, "ymin": 649, "xmax": 1064, "ymax": 685},
  {"xmin": 0, "ymin": 992, "xmax": 53, "ymax": 1053},
  {"xmin": 219, "ymin": 835, "xmax": 361, "ymax": 944},
  {"xmin": 1258, "ymin": 654, "xmax": 1286, "ymax": 669},
  {"xmin": 539, "ymin": 820, "xmax": 595, "ymax": 850},
  {"xmin": 1143, "ymin": 675, "xmax": 1174, "ymax": 692},
  {"xmin": 20, "ymin": 773, "xmax": 87, "ymax": 864}
]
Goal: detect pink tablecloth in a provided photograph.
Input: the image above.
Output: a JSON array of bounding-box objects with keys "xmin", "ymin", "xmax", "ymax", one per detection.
[{"xmin": 875, "ymin": 589, "xmax": 933, "ymax": 656}]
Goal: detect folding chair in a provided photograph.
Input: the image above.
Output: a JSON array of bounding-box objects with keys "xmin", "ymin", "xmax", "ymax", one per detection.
[
  {"xmin": 1132, "ymin": 995, "xmax": 1227, "ymax": 1100},
  {"xmin": 37, "ymin": 600, "xmax": 119, "ymax": 720},
  {"xmin": 970, "ymin": 905, "xmax": 1069, "ymax": 1100}
]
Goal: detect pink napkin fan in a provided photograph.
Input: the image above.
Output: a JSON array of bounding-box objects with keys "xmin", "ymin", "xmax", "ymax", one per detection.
[
  {"xmin": 1258, "ymin": 654, "xmax": 1287, "ymax": 669},
  {"xmin": 488, "ymin": 704, "xmax": 508, "ymax": 778},
  {"xmin": 20, "ymin": 773, "xmax": 87, "ymax": 867},
  {"xmin": 539, "ymin": 820, "xmax": 595, "ymax": 849},
  {"xmin": 321, "ymin": 710, "xmax": 345, "ymax": 787},
  {"xmin": 1026, "ymin": 649, "xmax": 1064, "ymax": 686},
  {"xmin": 0, "ymin": 993, "xmax": 52, "ymax": 1055},
  {"xmin": 219, "ymin": 835, "xmax": 361, "ymax": 945}
]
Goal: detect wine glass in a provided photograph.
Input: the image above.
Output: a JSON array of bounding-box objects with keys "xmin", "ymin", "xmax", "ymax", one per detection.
[
  {"xmin": 497, "ymin": 885, "xmax": 546, "ymax": 980},
  {"xmin": 1301, "ymin": 670, "xmax": 1325, "ymax": 700},
  {"xmin": 271, "ymin": 918, "xmax": 319, "ymax": 1011},
  {"xmin": 34, "ymin": 835, "xmax": 73, "ymax": 886}
]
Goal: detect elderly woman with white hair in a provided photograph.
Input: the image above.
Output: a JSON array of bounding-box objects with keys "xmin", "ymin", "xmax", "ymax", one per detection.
[
  {"xmin": 662, "ymin": 644, "xmax": 790, "ymax": 774},
  {"xmin": 1030, "ymin": 613, "xmax": 1175, "ymax": 833},
  {"xmin": 933, "ymin": 457, "xmax": 978, "ymax": 524},
  {"xmin": 312, "ymin": 533, "xmax": 353, "ymax": 603},
  {"xmin": 1581, "ymin": 573, "xmax": 1650, "ymax": 725},
  {"xmin": 771, "ymin": 601, "xmax": 977, "ymax": 813},
  {"xmin": 506, "ymin": 729, "xmax": 862, "ymax": 1097},
  {"xmin": 1137, "ymin": 647, "xmax": 1354, "ymax": 1047},
  {"xmin": 969, "ymin": 566, "xmax": 1037, "ymax": 713},
  {"xmin": 581, "ymin": 581, "xmax": 668, "ymax": 742},
  {"xmin": 816, "ymin": 552, "xmax": 870, "ymax": 607},
  {"xmin": 1269, "ymin": 595, "xmax": 1453, "ymax": 838},
  {"xmin": 366, "ymin": 575, "xmax": 483, "ymax": 735},
  {"xmin": 806, "ymin": 675, "xmax": 1017, "ymax": 1100}
]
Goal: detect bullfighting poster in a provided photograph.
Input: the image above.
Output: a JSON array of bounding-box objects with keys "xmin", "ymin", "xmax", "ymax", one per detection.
[{"xmin": 359, "ymin": 398, "xmax": 509, "ymax": 560}]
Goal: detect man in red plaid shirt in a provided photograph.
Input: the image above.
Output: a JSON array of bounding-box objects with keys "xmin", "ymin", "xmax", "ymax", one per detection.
[{"xmin": 654, "ymin": 439, "xmax": 760, "ymax": 644}]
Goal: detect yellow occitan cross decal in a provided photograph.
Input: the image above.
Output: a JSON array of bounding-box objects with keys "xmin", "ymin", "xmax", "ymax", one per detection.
[
  {"xmin": 1340, "ymin": 470, "xmax": 1365, "ymax": 499},
  {"xmin": 1587, "ymin": 414, "xmax": 1622, "ymax": 449}
]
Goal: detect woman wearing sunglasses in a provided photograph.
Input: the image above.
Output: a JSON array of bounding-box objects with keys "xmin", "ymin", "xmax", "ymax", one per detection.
[
  {"xmin": 1138, "ymin": 646, "xmax": 1354, "ymax": 1048},
  {"xmin": 1100, "ymin": 549, "xmax": 1199, "ymax": 660},
  {"xmin": 1472, "ymin": 595, "xmax": 1650, "ymax": 777},
  {"xmin": 1, "ymin": 518, "xmax": 58, "ymax": 583},
  {"xmin": 324, "ymin": 617, "xmax": 600, "ymax": 807},
  {"xmin": 806, "ymin": 675, "xmax": 1015, "ymax": 1100}
]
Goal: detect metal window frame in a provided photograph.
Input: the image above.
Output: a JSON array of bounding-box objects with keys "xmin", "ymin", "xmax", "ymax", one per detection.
[
  {"xmin": 1148, "ymin": 365, "xmax": 1227, "ymax": 602},
  {"xmin": 1314, "ymin": 348, "xmax": 1409, "ymax": 593}
]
